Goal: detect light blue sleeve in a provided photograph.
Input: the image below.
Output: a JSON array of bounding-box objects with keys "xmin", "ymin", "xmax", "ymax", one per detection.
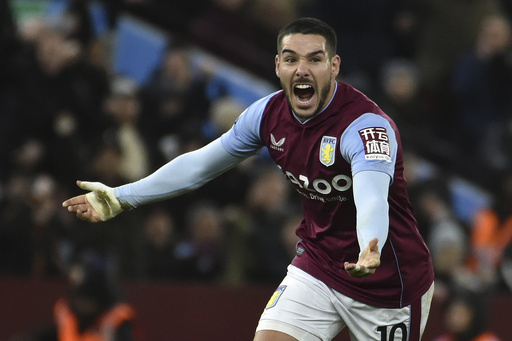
[
  {"xmin": 341, "ymin": 113, "xmax": 397, "ymax": 256},
  {"xmin": 340, "ymin": 113, "xmax": 397, "ymax": 179},
  {"xmin": 353, "ymin": 170, "xmax": 390, "ymax": 255},
  {"xmin": 220, "ymin": 91, "xmax": 279, "ymax": 157},
  {"xmin": 114, "ymin": 92, "xmax": 279, "ymax": 208},
  {"xmin": 114, "ymin": 139, "xmax": 246, "ymax": 208}
]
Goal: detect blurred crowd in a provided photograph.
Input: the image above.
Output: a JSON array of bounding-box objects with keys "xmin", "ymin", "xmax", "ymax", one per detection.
[{"xmin": 1, "ymin": 0, "xmax": 512, "ymax": 339}]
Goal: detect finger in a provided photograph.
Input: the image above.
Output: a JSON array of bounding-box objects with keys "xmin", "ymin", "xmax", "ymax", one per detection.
[
  {"xmin": 62, "ymin": 195, "xmax": 87, "ymax": 208},
  {"xmin": 344, "ymin": 262, "xmax": 366, "ymax": 273},
  {"xmin": 76, "ymin": 208, "xmax": 102, "ymax": 223},
  {"xmin": 76, "ymin": 209, "xmax": 87, "ymax": 221},
  {"xmin": 354, "ymin": 265, "xmax": 370, "ymax": 274},
  {"xmin": 347, "ymin": 264, "xmax": 370, "ymax": 274},
  {"xmin": 344, "ymin": 261, "xmax": 355, "ymax": 270},
  {"xmin": 344, "ymin": 262, "xmax": 373, "ymax": 278},
  {"xmin": 67, "ymin": 203, "xmax": 90, "ymax": 213}
]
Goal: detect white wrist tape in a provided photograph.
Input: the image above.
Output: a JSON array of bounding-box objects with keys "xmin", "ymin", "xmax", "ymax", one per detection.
[{"xmin": 81, "ymin": 181, "xmax": 123, "ymax": 221}]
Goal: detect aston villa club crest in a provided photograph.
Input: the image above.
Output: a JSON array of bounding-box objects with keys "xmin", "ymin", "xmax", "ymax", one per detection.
[
  {"xmin": 320, "ymin": 136, "xmax": 336, "ymax": 167},
  {"xmin": 265, "ymin": 285, "xmax": 287, "ymax": 310}
]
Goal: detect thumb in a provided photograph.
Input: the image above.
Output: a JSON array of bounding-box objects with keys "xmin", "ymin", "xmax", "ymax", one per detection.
[
  {"xmin": 368, "ymin": 238, "xmax": 379, "ymax": 251},
  {"xmin": 78, "ymin": 181, "xmax": 108, "ymax": 192}
]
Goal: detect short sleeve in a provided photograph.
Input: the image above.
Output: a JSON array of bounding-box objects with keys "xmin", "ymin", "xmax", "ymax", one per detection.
[{"xmin": 340, "ymin": 113, "xmax": 398, "ymax": 179}]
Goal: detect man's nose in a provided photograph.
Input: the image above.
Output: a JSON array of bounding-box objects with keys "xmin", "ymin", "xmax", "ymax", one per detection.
[{"xmin": 296, "ymin": 59, "xmax": 310, "ymax": 77}]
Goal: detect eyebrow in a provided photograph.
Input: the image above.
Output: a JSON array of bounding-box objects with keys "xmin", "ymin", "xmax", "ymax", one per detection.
[{"xmin": 281, "ymin": 49, "xmax": 326, "ymax": 58}]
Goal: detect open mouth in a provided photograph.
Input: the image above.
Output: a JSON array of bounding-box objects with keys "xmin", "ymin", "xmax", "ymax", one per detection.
[{"xmin": 293, "ymin": 84, "xmax": 315, "ymax": 105}]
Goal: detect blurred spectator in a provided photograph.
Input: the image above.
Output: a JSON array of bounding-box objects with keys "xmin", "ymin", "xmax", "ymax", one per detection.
[
  {"xmin": 90, "ymin": 143, "xmax": 124, "ymax": 187},
  {"xmin": 0, "ymin": 0, "xmax": 22, "ymax": 179},
  {"xmin": 80, "ymin": 141, "xmax": 146, "ymax": 280},
  {"xmin": 0, "ymin": 174, "xmax": 34, "ymax": 275},
  {"xmin": 140, "ymin": 44, "xmax": 212, "ymax": 164},
  {"xmin": 10, "ymin": 139, "xmax": 49, "ymax": 178},
  {"xmin": 34, "ymin": 20, "xmax": 110, "ymax": 140},
  {"xmin": 167, "ymin": 90, "xmax": 257, "ymax": 219},
  {"xmin": 500, "ymin": 242, "xmax": 512, "ymax": 293},
  {"xmin": 138, "ymin": 206, "xmax": 180, "ymax": 280},
  {"xmin": 2, "ymin": 16, "xmax": 111, "ymax": 189},
  {"xmin": 28, "ymin": 174, "xmax": 70, "ymax": 278},
  {"xmin": 173, "ymin": 201, "xmax": 227, "ymax": 282},
  {"xmin": 451, "ymin": 14, "xmax": 512, "ymax": 182},
  {"xmin": 465, "ymin": 172, "xmax": 512, "ymax": 292},
  {"xmin": 378, "ymin": 59, "xmax": 424, "ymax": 129},
  {"xmin": 204, "ymin": 95, "xmax": 245, "ymax": 140},
  {"xmin": 376, "ymin": 59, "xmax": 456, "ymax": 164},
  {"xmin": 64, "ymin": 0, "xmax": 96, "ymax": 48},
  {"xmin": 190, "ymin": 0, "xmax": 280, "ymax": 82},
  {"xmin": 247, "ymin": 0, "xmax": 301, "ymax": 33},
  {"xmin": 103, "ymin": 76, "xmax": 151, "ymax": 182},
  {"xmin": 412, "ymin": 0, "xmax": 503, "ymax": 102},
  {"xmin": 34, "ymin": 250, "xmax": 137, "ymax": 341},
  {"xmin": 481, "ymin": 117, "xmax": 512, "ymax": 181},
  {"xmin": 414, "ymin": 178, "xmax": 469, "ymax": 297},
  {"xmin": 244, "ymin": 166, "xmax": 296, "ymax": 283},
  {"xmin": 391, "ymin": 1, "xmax": 423, "ymax": 60},
  {"xmin": 0, "ymin": 144, "xmax": 70, "ymax": 277},
  {"xmin": 433, "ymin": 292, "xmax": 501, "ymax": 341}
]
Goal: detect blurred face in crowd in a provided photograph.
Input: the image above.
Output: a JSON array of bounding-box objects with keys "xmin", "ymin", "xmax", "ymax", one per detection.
[
  {"xmin": 144, "ymin": 209, "xmax": 175, "ymax": 248},
  {"xmin": 275, "ymin": 33, "xmax": 340, "ymax": 122},
  {"xmin": 476, "ymin": 15, "xmax": 512, "ymax": 58},
  {"xmin": 163, "ymin": 49, "xmax": 192, "ymax": 87},
  {"xmin": 445, "ymin": 301, "xmax": 474, "ymax": 334}
]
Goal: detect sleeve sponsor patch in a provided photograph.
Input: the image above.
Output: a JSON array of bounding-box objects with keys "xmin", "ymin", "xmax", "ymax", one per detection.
[{"xmin": 358, "ymin": 127, "xmax": 391, "ymax": 162}]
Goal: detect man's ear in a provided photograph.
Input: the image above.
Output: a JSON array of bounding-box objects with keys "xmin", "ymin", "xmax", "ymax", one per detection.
[
  {"xmin": 275, "ymin": 54, "xmax": 280, "ymax": 78},
  {"xmin": 331, "ymin": 54, "xmax": 341, "ymax": 78}
]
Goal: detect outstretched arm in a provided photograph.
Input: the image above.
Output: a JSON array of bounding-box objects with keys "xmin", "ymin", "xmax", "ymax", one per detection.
[
  {"xmin": 344, "ymin": 170, "xmax": 390, "ymax": 278},
  {"xmin": 62, "ymin": 138, "xmax": 247, "ymax": 222}
]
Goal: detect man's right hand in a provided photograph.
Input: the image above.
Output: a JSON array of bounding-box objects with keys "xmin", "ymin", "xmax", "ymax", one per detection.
[{"xmin": 62, "ymin": 181, "xmax": 124, "ymax": 222}]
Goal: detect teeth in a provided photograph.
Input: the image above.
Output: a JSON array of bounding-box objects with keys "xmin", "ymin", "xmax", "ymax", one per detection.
[{"xmin": 295, "ymin": 84, "xmax": 312, "ymax": 89}]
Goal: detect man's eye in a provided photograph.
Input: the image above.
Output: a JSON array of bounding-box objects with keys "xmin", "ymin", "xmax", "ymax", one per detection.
[{"xmin": 285, "ymin": 58, "xmax": 296, "ymax": 63}]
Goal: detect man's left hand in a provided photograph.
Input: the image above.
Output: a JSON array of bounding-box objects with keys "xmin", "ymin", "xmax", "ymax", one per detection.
[{"xmin": 344, "ymin": 238, "xmax": 381, "ymax": 278}]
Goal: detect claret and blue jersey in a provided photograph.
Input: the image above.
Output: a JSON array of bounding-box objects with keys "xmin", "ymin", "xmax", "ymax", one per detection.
[{"xmin": 221, "ymin": 81, "xmax": 434, "ymax": 309}]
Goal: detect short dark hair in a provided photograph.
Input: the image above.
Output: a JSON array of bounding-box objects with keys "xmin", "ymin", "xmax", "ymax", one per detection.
[{"xmin": 277, "ymin": 18, "xmax": 337, "ymax": 58}]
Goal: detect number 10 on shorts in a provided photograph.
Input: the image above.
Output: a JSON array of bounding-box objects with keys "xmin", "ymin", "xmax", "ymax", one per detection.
[{"xmin": 377, "ymin": 323, "xmax": 407, "ymax": 341}]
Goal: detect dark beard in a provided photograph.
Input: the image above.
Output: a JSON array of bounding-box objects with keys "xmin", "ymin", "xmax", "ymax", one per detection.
[{"xmin": 316, "ymin": 82, "xmax": 331, "ymax": 115}]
